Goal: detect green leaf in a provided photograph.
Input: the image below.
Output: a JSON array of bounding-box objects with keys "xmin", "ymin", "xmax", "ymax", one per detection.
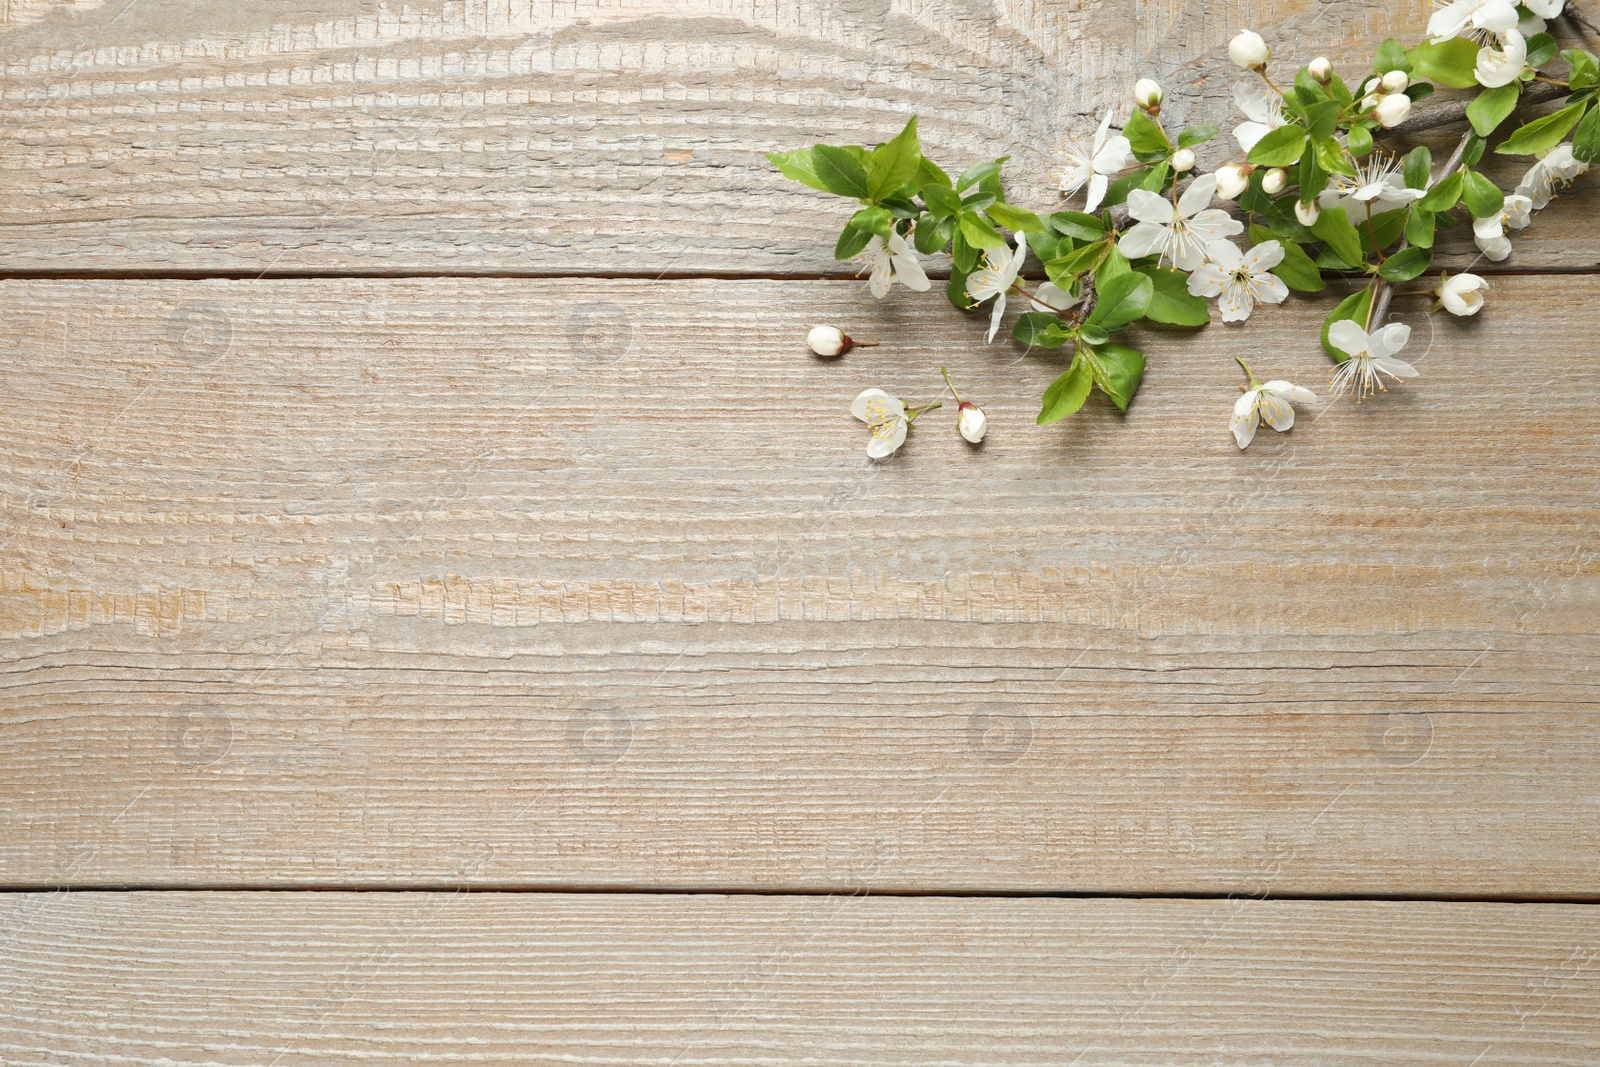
[
  {"xmin": 1139, "ymin": 160, "xmax": 1171, "ymax": 192},
  {"xmin": 987, "ymin": 202, "xmax": 1047, "ymax": 234},
  {"xmin": 955, "ymin": 160, "xmax": 1002, "ymax": 192},
  {"xmin": 1177, "ymin": 124, "xmax": 1220, "ymax": 148},
  {"xmin": 920, "ymin": 183, "xmax": 962, "ymax": 218},
  {"xmin": 811, "ymin": 144, "xmax": 870, "ymax": 198},
  {"xmin": 1314, "ymin": 136, "xmax": 1357, "ymax": 178},
  {"xmin": 1418, "ymin": 168, "xmax": 1465, "ymax": 212},
  {"xmin": 1303, "ymin": 99, "xmax": 1342, "ymax": 141},
  {"xmin": 947, "ymin": 265, "xmax": 972, "ymax": 309},
  {"xmin": 1095, "ymin": 244, "xmax": 1133, "ymax": 287},
  {"xmin": 1405, "ymin": 207, "xmax": 1436, "ymax": 249},
  {"xmin": 1256, "ymin": 231, "xmax": 1325, "ymax": 292},
  {"xmin": 1298, "ymin": 147, "xmax": 1329, "ymax": 204},
  {"xmin": 766, "ymin": 148, "xmax": 833, "ymax": 193},
  {"xmin": 1310, "ymin": 205, "xmax": 1366, "ymax": 268},
  {"xmin": 1378, "ymin": 246, "xmax": 1432, "ymax": 283},
  {"xmin": 834, "ymin": 224, "xmax": 872, "ymax": 261},
  {"xmin": 1085, "ymin": 271, "xmax": 1153, "ymax": 331},
  {"xmin": 1361, "ymin": 208, "xmax": 1408, "ymax": 253},
  {"xmin": 1102, "ymin": 167, "xmax": 1154, "ymax": 208},
  {"xmin": 1089, "ymin": 343, "xmax": 1146, "ymax": 412},
  {"xmin": 1045, "ymin": 240, "xmax": 1109, "ymax": 286},
  {"xmin": 848, "ymin": 206, "xmax": 893, "ymax": 240},
  {"xmin": 1013, "ymin": 312, "xmax": 1074, "ymax": 348},
  {"xmin": 1077, "ymin": 324, "xmax": 1110, "ymax": 346},
  {"xmin": 1402, "ymin": 146, "xmax": 1432, "ymax": 191},
  {"xmin": 1496, "ymin": 101, "xmax": 1588, "ymax": 156},
  {"xmin": 1375, "ymin": 37, "xmax": 1410, "ymax": 74},
  {"xmin": 1406, "ymin": 82, "xmax": 1435, "ymax": 103},
  {"xmin": 1575, "ymin": 104, "xmax": 1600, "ymax": 164},
  {"xmin": 1138, "ymin": 265, "xmax": 1210, "ymax": 325},
  {"xmin": 1038, "ymin": 358, "xmax": 1093, "ymax": 425},
  {"xmin": 951, "ymin": 231, "xmax": 977, "ymax": 274},
  {"xmin": 958, "ymin": 212, "xmax": 1008, "ymax": 249},
  {"xmin": 1247, "ymin": 124, "xmax": 1309, "ymax": 167},
  {"xmin": 914, "ymin": 215, "xmax": 954, "ymax": 255},
  {"xmin": 1462, "ymin": 131, "xmax": 1487, "ymax": 167},
  {"xmin": 1462, "ymin": 170, "xmax": 1505, "ymax": 218},
  {"xmin": 1346, "ymin": 124, "xmax": 1374, "ymax": 158},
  {"xmin": 1407, "ymin": 38, "xmax": 1482, "ymax": 89},
  {"xmin": 867, "ymin": 117, "xmax": 922, "ymax": 199},
  {"xmin": 1525, "ymin": 31, "xmax": 1558, "ymax": 68},
  {"xmin": 1124, "ymin": 109, "xmax": 1172, "ymax": 159},
  {"xmin": 1048, "ymin": 211, "xmax": 1106, "ymax": 241},
  {"xmin": 916, "ymin": 156, "xmax": 951, "ymax": 190},
  {"xmin": 1466, "ymin": 82, "xmax": 1520, "ymax": 138},
  {"xmin": 1565, "ymin": 48, "xmax": 1600, "ymax": 91},
  {"xmin": 1322, "ymin": 288, "xmax": 1373, "ymax": 362}
]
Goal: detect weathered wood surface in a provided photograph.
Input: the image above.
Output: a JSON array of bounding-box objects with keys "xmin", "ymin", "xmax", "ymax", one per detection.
[
  {"xmin": 1, "ymin": 893, "xmax": 1597, "ymax": 1065},
  {"xmin": 0, "ymin": 0, "xmax": 1595, "ymax": 274},
  {"xmin": 3, "ymin": 276, "xmax": 1596, "ymax": 893}
]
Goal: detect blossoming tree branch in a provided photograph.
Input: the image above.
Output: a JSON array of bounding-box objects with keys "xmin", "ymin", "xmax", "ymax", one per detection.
[{"xmin": 772, "ymin": 0, "xmax": 1596, "ymax": 452}]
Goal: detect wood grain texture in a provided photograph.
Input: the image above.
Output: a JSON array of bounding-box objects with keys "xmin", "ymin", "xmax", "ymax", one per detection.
[
  {"xmin": 1, "ymin": 892, "xmax": 1598, "ymax": 1065},
  {"xmin": 0, "ymin": 0, "xmax": 1595, "ymax": 274},
  {"xmin": 1, "ymin": 276, "xmax": 1597, "ymax": 894}
]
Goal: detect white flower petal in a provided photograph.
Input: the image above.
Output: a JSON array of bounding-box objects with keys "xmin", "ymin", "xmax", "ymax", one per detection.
[
  {"xmin": 1251, "ymin": 272, "xmax": 1289, "ymax": 305},
  {"xmin": 1084, "ymin": 172, "xmax": 1109, "ymax": 213},
  {"xmin": 1034, "ymin": 281, "xmax": 1080, "ymax": 311},
  {"xmin": 1218, "ymin": 284, "xmax": 1252, "ymax": 322},
  {"xmin": 851, "ymin": 388, "xmax": 903, "ymax": 423},
  {"xmin": 1373, "ymin": 355, "xmax": 1419, "ymax": 379},
  {"xmin": 1117, "ymin": 221, "xmax": 1166, "ymax": 259},
  {"xmin": 1476, "ymin": 234, "xmax": 1514, "ymax": 261},
  {"xmin": 1126, "ymin": 188, "xmax": 1176, "ymax": 226},
  {"xmin": 1428, "ymin": 0, "xmax": 1480, "ymax": 41},
  {"xmin": 1231, "ymin": 391, "xmax": 1261, "ymax": 449},
  {"xmin": 1206, "ymin": 240, "xmax": 1244, "ymax": 271},
  {"xmin": 1475, "ymin": 28, "xmax": 1526, "ymax": 88},
  {"xmin": 1264, "ymin": 381, "xmax": 1318, "ymax": 406},
  {"xmin": 1257, "ymin": 390, "xmax": 1296, "ymax": 431},
  {"xmin": 1234, "ymin": 121, "xmax": 1272, "ymax": 154},
  {"xmin": 1186, "ymin": 263, "xmax": 1229, "ymax": 297},
  {"xmin": 1525, "ymin": 0, "xmax": 1564, "ymax": 16},
  {"xmin": 1093, "ymin": 134, "xmax": 1132, "ymax": 176},
  {"xmin": 1178, "ymin": 173, "xmax": 1220, "ymax": 216},
  {"xmin": 1186, "ymin": 211, "xmax": 1245, "ymax": 244},
  {"xmin": 1369, "ymin": 322, "xmax": 1412, "ymax": 359},
  {"xmin": 866, "ymin": 417, "xmax": 908, "ymax": 459},
  {"xmin": 1327, "ymin": 319, "xmax": 1369, "ymax": 357},
  {"xmin": 1242, "ymin": 239, "xmax": 1284, "ymax": 272},
  {"xmin": 985, "ymin": 292, "xmax": 1008, "ymax": 343}
]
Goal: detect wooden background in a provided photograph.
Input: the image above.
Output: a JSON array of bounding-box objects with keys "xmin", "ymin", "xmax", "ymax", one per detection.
[{"xmin": 1, "ymin": 0, "xmax": 1597, "ymax": 1063}]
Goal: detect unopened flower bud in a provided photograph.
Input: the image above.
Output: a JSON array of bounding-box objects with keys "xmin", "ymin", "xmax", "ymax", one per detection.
[
  {"xmin": 1381, "ymin": 70, "xmax": 1409, "ymax": 93},
  {"xmin": 1134, "ymin": 78, "xmax": 1164, "ymax": 112},
  {"xmin": 1261, "ymin": 167, "xmax": 1288, "ymax": 195},
  {"xmin": 1308, "ymin": 56, "xmax": 1333, "ymax": 83},
  {"xmin": 957, "ymin": 402, "xmax": 988, "ymax": 444},
  {"xmin": 1375, "ymin": 92, "xmax": 1411, "ymax": 128},
  {"xmin": 807, "ymin": 325, "xmax": 853, "ymax": 357},
  {"xmin": 1215, "ymin": 161, "xmax": 1252, "ymax": 199},
  {"xmin": 1228, "ymin": 29, "xmax": 1271, "ymax": 71},
  {"xmin": 1294, "ymin": 199, "xmax": 1321, "ymax": 226},
  {"xmin": 1171, "ymin": 147, "xmax": 1196, "ymax": 173}
]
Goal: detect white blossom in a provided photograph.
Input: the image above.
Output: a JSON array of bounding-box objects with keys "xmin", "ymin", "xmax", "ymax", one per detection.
[
  {"xmin": 1232, "ymin": 81, "xmax": 1287, "ymax": 154},
  {"xmin": 1232, "ymin": 378, "xmax": 1318, "ymax": 448},
  {"xmin": 1426, "ymin": 0, "xmax": 1527, "ymax": 86},
  {"xmin": 1294, "ymin": 199, "xmax": 1322, "ymax": 226},
  {"xmin": 1118, "ymin": 173, "xmax": 1244, "ymax": 271},
  {"xmin": 1437, "ymin": 272, "xmax": 1489, "ymax": 316},
  {"xmin": 1215, "ymin": 162, "xmax": 1252, "ymax": 200},
  {"xmin": 1515, "ymin": 144, "xmax": 1589, "ymax": 209},
  {"xmin": 1327, "ymin": 320, "xmax": 1419, "ymax": 401},
  {"xmin": 1059, "ymin": 110, "xmax": 1133, "ymax": 214},
  {"xmin": 965, "ymin": 234, "xmax": 1029, "ymax": 343},
  {"xmin": 1172, "ymin": 148, "xmax": 1196, "ymax": 173},
  {"xmin": 1261, "ymin": 168, "xmax": 1288, "ymax": 195},
  {"xmin": 1471, "ymin": 193, "xmax": 1532, "ymax": 260},
  {"xmin": 1134, "ymin": 78, "xmax": 1164, "ymax": 111},
  {"xmin": 1381, "ymin": 70, "xmax": 1410, "ymax": 92},
  {"xmin": 854, "ymin": 230, "xmax": 930, "ymax": 299},
  {"xmin": 1187, "ymin": 240, "xmax": 1290, "ymax": 322},
  {"xmin": 1476, "ymin": 28, "xmax": 1527, "ymax": 87},
  {"xmin": 1308, "ymin": 56, "xmax": 1334, "ymax": 82},
  {"xmin": 850, "ymin": 388, "xmax": 910, "ymax": 458},
  {"xmin": 1319, "ymin": 150, "xmax": 1425, "ymax": 216}
]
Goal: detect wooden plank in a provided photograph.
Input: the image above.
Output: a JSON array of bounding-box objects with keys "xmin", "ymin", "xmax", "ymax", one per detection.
[
  {"xmin": 1, "ymin": 893, "xmax": 1597, "ymax": 1064},
  {"xmin": 1, "ymin": 276, "xmax": 1597, "ymax": 894},
  {"xmin": 0, "ymin": 0, "xmax": 1594, "ymax": 273}
]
